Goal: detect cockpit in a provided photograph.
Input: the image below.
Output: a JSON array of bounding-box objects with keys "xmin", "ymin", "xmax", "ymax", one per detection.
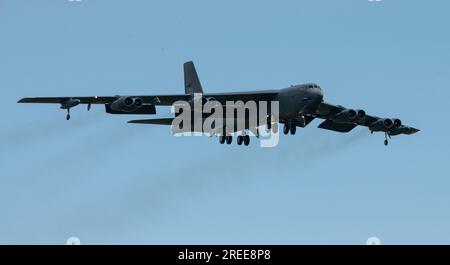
[{"xmin": 306, "ymin": 83, "xmax": 322, "ymax": 90}]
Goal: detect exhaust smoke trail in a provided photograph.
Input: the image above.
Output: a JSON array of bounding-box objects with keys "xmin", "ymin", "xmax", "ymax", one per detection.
[
  {"xmin": 87, "ymin": 127, "xmax": 371, "ymax": 233},
  {"xmin": 279, "ymin": 128, "xmax": 369, "ymax": 167},
  {"xmin": 1, "ymin": 111, "xmax": 105, "ymax": 152}
]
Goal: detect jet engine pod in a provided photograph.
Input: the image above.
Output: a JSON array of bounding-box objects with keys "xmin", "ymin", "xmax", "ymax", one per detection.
[
  {"xmin": 393, "ymin": 118, "xmax": 402, "ymax": 128},
  {"xmin": 110, "ymin": 96, "xmax": 144, "ymax": 112},
  {"xmin": 134, "ymin": 97, "xmax": 143, "ymax": 107},
  {"xmin": 369, "ymin": 118, "xmax": 394, "ymax": 132},
  {"xmin": 332, "ymin": 109, "xmax": 357, "ymax": 123},
  {"xmin": 356, "ymin": 109, "xmax": 366, "ymax": 120}
]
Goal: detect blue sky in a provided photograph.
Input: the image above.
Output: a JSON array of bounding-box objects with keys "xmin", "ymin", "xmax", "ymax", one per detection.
[{"xmin": 0, "ymin": 0, "xmax": 449, "ymax": 244}]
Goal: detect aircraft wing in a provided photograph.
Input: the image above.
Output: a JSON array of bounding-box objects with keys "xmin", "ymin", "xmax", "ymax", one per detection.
[
  {"xmin": 314, "ymin": 102, "xmax": 420, "ymax": 136},
  {"xmin": 18, "ymin": 96, "xmax": 117, "ymax": 104},
  {"xmin": 18, "ymin": 95, "xmax": 191, "ymax": 106},
  {"xmin": 18, "ymin": 90, "xmax": 278, "ymax": 106}
]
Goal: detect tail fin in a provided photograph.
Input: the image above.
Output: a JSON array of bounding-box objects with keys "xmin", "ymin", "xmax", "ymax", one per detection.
[{"xmin": 184, "ymin": 61, "xmax": 203, "ymax": 94}]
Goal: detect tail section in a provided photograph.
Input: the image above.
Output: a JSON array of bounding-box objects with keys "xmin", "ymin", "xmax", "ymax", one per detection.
[{"xmin": 184, "ymin": 61, "xmax": 203, "ymax": 94}]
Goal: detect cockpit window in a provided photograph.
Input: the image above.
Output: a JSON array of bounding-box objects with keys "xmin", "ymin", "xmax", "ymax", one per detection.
[{"xmin": 308, "ymin": 85, "xmax": 314, "ymax": 89}]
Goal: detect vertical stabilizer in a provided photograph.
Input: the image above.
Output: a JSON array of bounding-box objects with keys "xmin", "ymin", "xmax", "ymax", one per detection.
[{"xmin": 184, "ymin": 61, "xmax": 203, "ymax": 94}]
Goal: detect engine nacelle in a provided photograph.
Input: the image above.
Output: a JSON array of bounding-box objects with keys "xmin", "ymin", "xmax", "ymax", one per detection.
[
  {"xmin": 332, "ymin": 109, "xmax": 366, "ymax": 124},
  {"xmin": 331, "ymin": 109, "xmax": 357, "ymax": 123},
  {"xmin": 393, "ymin": 118, "xmax": 402, "ymax": 128},
  {"xmin": 356, "ymin": 109, "xmax": 366, "ymax": 120},
  {"xmin": 369, "ymin": 118, "xmax": 394, "ymax": 132},
  {"xmin": 110, "ymin": 96, "xmax": 143, "ymax": 112}
]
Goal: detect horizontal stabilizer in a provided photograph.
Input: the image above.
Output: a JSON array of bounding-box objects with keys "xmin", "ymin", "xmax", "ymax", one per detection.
[
  {"xmin": 128, "ymin": 118, "xmax": 174, "ymax": 125},
  {"xmin": 318, "ymin": 119, "xmax": 357, "ymax": 133}
]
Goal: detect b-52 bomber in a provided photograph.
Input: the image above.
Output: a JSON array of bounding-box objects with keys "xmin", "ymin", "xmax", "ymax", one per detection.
[{"xmin": 18, "ymin": 61, "xmax": 419, "ymax": 146}]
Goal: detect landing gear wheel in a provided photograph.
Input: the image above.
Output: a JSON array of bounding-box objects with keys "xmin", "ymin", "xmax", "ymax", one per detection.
[
  {"xmin": 266, "ymin": 116, "xmax": 272, "ymax": 132},
  {"xmin": 271, "ymin": 122, "xmax": 278, "ymax": 134},
  {"xmin": 384, "ymin": 139, "xmax": 389, "ymax": 146},
  {"xmin": 290, "ymin": 125, "xmax": 296, "ymax": 135},
  {"xmin": 237, "ymin": 136, "xmax": 243, "ymax": 145},
  {"xmin": 66, "ymin": 108, "xmax": 71, "ymax": 120},
  {"xmin": 219, "ymin": 135, "xmax": 225, "ymax": 144},
  {"xmin": 283, "ymin": 124, "xmax": 289, "ymax": 135},
  {"xmin": 226, "ymin": 135, "xmax": 232, "ymax": 145},
  {"xmin": 244, "ymin": 135, "xmax": 250, "ymax": 146}
]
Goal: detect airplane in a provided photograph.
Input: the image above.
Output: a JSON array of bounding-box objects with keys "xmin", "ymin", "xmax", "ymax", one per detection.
[{"xmin": 18, "ymin": 61, "xmax": 419, "ymax": 146}]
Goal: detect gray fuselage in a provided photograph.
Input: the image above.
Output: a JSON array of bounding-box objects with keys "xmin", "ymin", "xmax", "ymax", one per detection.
[{"xmin": 275, "ymin": 83, "xmax": 324, "ymax": 121}]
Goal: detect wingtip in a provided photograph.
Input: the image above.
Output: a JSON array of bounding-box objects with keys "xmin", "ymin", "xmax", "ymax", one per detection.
[{"xmin": 408, "ymin": 127, "xmax": 420, "ymax": 135}]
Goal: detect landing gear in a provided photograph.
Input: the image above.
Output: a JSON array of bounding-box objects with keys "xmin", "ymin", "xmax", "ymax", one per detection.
[
  {"xmin": 221, "ymin": 132, "xmax": 250, "ymax": 147},
  {"xmin": 290, "ymin": 125, "xmax": 296, "ymax": 135},
  {"xmin": 265, "ymin": 115, "xmax": 272, "ymax": 133},
  {"xmin": 271, "ymin": 122, "xmax": 278, "ymax": 134},
  {"xmin": 226, "ymin": 135, "xmax": 232, "ymax": 145},
  {"xmin": 384, "ymin": 132, "xmax": 391, "ymax": 146},
  {"xmin": 266, "ymin": 123, "xmax": 278, "ymax": 133},
  {"xmin": 243, "ymin": 135, "xmax": 250, "ymax": 146},
  {"xmin": 266, "ymin": 115, "xmax": 278, "ymax": 134},
  {"xmin": 237, "ymin": 135, "xmax": 243, "ymax": 145},
  {"xmin": 237, "ymin": 134, "xmax": 250, "ymax": 146},
  {"xmin": 219, "ymin": 135, "xmax": 232, "ymax": 145},
  {"xmin": 254, "ymin": 128, "xmax": 260, "ymax": 138},
  {"xmin": 283, "ymin": 122, "xmax": 296, "ymax": 135},
  {"xmin": 283, "ymin": 124, "xmax": 289, "ymax": 135},
  {"xmin": 66, "ymin": 108, "xmax": 71, "ymax": 120}
]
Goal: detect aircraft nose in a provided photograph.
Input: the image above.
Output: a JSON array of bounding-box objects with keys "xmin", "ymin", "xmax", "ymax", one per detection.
[{"xmin": 315, "ymin": 87, "xmax": 323, "ymax": 98}]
